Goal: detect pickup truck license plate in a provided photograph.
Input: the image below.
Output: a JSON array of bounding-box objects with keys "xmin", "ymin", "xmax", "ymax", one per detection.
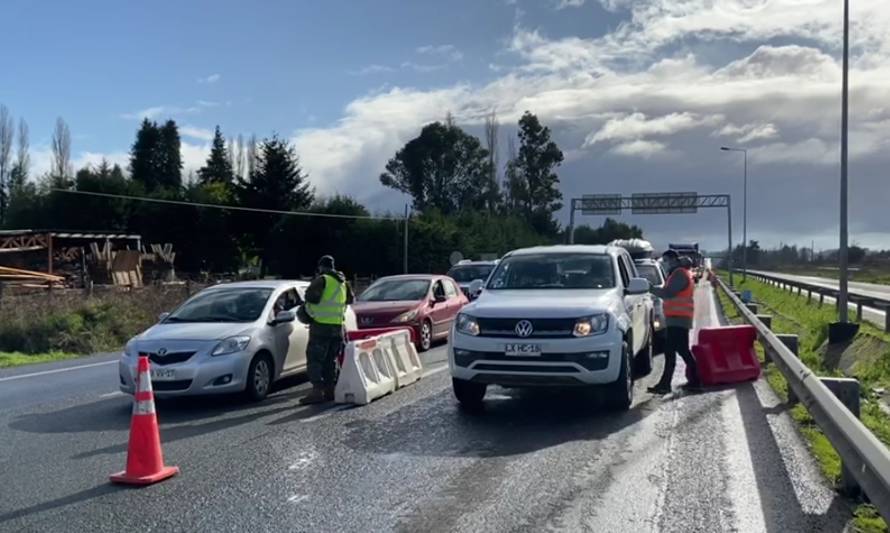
[
  {"xmin": 505, "ymin": 343, "xmax": 541, "ymax": 356},
  {"xmin": 150, "ymin": 368, "xmax": 176, "ymax": 381}
]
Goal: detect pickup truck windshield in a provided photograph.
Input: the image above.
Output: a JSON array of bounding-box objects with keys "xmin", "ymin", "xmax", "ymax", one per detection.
[
  {"xmin": 447, "ymin": 265, "xmax": 495, "ymax": 282},
  {"xmin": 487, "ymin": 254, "xmax": 615, "ymax": 290}
]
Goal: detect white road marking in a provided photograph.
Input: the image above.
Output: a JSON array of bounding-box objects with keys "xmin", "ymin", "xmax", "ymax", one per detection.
[
  {"xmin": 99, "ymin": 391, "xmax": 124, "ymax": 398},
  {"xmin": 287, "ymin": 494, "xmax": 309, "ymax": 504},
  {"xmin": 0, "ymin": 360, "xmax": 117, "ymax": 383},
  {"xmin": 721, "ymin": 392, "xmax": 768, "ymax": 532}
]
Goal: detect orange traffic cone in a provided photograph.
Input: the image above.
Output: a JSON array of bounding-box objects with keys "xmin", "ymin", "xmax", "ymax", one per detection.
[{"xmin": 110, "ymin": 355, "xmax": 179, "ymax": 485}]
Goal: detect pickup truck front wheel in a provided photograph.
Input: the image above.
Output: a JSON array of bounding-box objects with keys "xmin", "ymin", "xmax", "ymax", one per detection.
[
  {"xmin": 453, "ymin": 378, "xmax": 486, "ymax": 410},
  {"xmin": 604, "ymin": 341, "xmax": 633, "ymax": 411}
]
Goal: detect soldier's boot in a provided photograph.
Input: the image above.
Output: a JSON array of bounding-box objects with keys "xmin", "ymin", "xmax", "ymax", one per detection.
[
  {"xmin": 323, "ymin": 384, "xmax": 336, "ymax": 402},
  {"xmin": 299, "ymin": 384, "xmax": 327, "ymax": 405}
]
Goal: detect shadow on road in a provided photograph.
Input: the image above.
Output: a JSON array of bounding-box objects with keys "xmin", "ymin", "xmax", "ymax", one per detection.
[
  {"xmin": 734, "ymin": 382, "xmax": 851, "ymax": 532},
  {"xmin": 344, "ymin": 386, "xmax": 659, "ymax": 459},
  {"xmin": 0, "ymin": 484, "xmax": 117, "ymax": 526}
]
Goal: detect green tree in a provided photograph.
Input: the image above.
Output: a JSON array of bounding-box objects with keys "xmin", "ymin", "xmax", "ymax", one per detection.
[
  {"xmin": 571, "ymin": 218, "xmax": 643, "ymax": 244},
  {"xmin": 157, "ymin": 120, "xmax": 182, "ymax": 189},
  {"xmin": 238, "ymin": 135, "xmax": 314, "ymax": 273},
  {"xmin": 129, "ymin": 119, "xmax": 182, "ymax": 192},
  {"xmin": 505, "ymin": 111, "xmax": 564, "ymax": 235},
  {"xmin": 197, "ymin": 126, "xmax": 234, "ymax": 185},
  {"xmin": 69, "ymin": 160, "xmax": 133, "ymax": 230},
  {"xmin": 380, "ymin": 121, "xmax": 493, "ymax": 215}
]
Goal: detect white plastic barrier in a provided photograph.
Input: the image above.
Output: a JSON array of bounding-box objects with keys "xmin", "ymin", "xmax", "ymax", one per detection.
[
  {"xmin": 335, "ymin": 337, "xmax": 397, "ymax": 405},
  {"xmin": 380, "ymin": 330, "xmax": 423, "ymax": 389},
  {"xmin": 335, "ymin": 329, "xmax": 425, "ymax": 405}
]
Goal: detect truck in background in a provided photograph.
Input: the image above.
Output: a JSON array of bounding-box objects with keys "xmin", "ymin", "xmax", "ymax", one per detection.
[{"xmin": 668, "ymin": 242, "xmax": 703, "ymax": 281}]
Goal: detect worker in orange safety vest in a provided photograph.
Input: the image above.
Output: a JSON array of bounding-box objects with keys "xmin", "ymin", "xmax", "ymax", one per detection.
[{"xmin": 647, "ymin": 250, "xmax": 701, "ymax": 394}]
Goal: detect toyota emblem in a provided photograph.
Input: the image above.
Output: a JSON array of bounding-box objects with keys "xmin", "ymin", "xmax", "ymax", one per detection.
[
  {"xmin": 157, "ymin": 348, "xmax": 167, "ymax": 356},
  {"xmin": 514, "ymin": 320, "xmax": 534, "ymax": 338}
]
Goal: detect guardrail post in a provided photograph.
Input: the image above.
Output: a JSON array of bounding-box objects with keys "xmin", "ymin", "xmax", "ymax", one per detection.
[
  {"xmin": 820, "ymin": 377, "xmax": 862, "ymax": 496},
  {"xmin": 807, "ymin": 290, "xmax": 812, "ymax": 304},
  {"xmin": 856, "ymin": 300, "xmax": 864, "ymax": 322},
  {"xmin": 777, "ymin": 334, "xmax": 800, "ymax": 404},
  {"xmin": 746, "ymin": 303, "xmax": 759, "ymax": 314},
  {"xmin": 797, "ymin": 286, "xmax": 802, "ymax": 295},
  {"xmin": 756, "ymin": 314, "xmax": 772, "ymax": 330},
  {"xmin": 819, "ymin": 293, "xmax": 825, "ymax": 307},
  {"xmin": 883, "ymin": 305, "xmax": 890, "ymax": 333}
]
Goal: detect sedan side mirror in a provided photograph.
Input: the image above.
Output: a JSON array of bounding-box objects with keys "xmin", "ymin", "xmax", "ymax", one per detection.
[
  {"xmin": 158, "ymin": 312, "xmax": 170, "ymax": 322},
  {"xmin": 271, "ymin": 309, "xmax": 297, "ymax": 325},
  {"xmin": 626, "ymin": 277, "xmax": 650, "ymax": 295}
]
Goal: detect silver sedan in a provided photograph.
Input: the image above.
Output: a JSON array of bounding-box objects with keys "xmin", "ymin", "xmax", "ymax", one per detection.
[{"xmin": 119, "ymin": 280, "xmax": 357, "ymax": 401}]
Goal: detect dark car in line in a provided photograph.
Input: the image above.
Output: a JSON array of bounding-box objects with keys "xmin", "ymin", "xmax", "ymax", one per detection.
[{"xmin": 352, "ymin": 274, "xmax": 469, "ymax": 351}]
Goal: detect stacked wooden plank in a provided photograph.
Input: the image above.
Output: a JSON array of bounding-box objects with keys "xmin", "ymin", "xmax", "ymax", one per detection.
[{"xmin": 0, "ymin": 265, "xmax": 65, "ymax": 288}]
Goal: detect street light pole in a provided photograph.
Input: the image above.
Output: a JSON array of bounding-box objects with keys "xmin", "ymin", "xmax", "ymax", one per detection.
[
  {"xmin": 838, "ymin": 0, "xmax": 850, "ymax": 322},
  {"xmin": 721, "ymin": 146, "xmax": 748, "ymax": 282}
]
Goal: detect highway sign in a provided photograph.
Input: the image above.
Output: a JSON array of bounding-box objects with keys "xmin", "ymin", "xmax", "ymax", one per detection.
[
  {"xmin": 631, "ymin": 192, "xmax": 698, "ymax": 214},
  {"xmin": 581, "ymin": 194, "xmax": 622, "ymax": 215}
]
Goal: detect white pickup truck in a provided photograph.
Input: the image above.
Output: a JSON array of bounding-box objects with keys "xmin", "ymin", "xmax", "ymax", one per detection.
[{"xmin": 449, "ymin": 245, "xmax": 654, "ymax": 411}]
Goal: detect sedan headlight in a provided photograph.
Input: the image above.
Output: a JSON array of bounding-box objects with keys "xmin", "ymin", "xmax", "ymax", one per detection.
[
  {"xmin": 573, "ymin": 314, "xmax": 609, "ymax": 337},
  {"xmin": 212, "ymin": 336, "xmax": 252, "ymax": 356},
  {"xmin": 392, "ymin": 308, "xmax": 419, "ymax": 323},
  {"xmin": 456, "ymin": 313, "xmax": 480, "ymax": 336}
]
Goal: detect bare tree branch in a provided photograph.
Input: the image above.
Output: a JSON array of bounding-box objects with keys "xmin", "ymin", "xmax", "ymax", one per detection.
[
  {"xmin": 235, "ymin": 134, "xmax": 245, "ymax": 180},
  {"xmin": 16, "ymin": 118, "xmax": 29, "ymax": 177},
  {"xmin": 51, "ymin": 117, "xmax": 72, "ymax": 182},
  {"xmin": 246, "ymin": 134, "xmax": 257, "ymax": 179},
  {"xmin": 0, "ymin": 105, "xmax": 16, "ymax": 220}
]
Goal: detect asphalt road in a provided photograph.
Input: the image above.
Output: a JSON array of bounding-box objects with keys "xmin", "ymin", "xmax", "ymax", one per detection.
[
  {"xmin": 749, "ymin": 269, "xmax": 888, "ymax": 327},
  {"xmin": 0, "ymin": 284, "xmax": 852, "ymax": 532}
]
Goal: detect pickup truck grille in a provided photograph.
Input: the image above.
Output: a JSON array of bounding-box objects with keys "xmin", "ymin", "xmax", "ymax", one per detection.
[{"xmin": 476, "ymin": 317, "xmax": 576, "ymax": 338}]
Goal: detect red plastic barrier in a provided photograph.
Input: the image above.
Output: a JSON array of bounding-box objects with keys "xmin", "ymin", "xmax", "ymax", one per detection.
[
  {"xmin": 340, "ymin": 327, "xmax": 415, "ymax": 367},
  {"xmin": 691, "ymin": 325, "xmax": 761, "ymax": 386}
]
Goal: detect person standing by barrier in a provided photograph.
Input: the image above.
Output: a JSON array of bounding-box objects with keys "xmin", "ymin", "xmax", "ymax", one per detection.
[
  {"xmin": 300, "ymin": 255, "xmax": 354, "ymax": 405},
  {"xmin": 647, "ymin": 250, "xmax": 701, "ymax": 394}
]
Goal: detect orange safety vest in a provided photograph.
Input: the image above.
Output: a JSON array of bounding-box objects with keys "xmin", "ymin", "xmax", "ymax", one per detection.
[{"xmin": 663, "ymin": 267, "xmax": 695, "ymax": 319}]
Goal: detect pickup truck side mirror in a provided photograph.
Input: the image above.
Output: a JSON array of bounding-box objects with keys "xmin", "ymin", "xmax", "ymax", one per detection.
[
  {"xmin": 626, "ymin": 277, "xmax": 650, "ymax": 295},
  {"xmin": 468, "ymin": 279, "xmax": 484, "ymax": 297},
  {"xmin": 158, "ymin": 312, "xmax": 170, "ymax": 322}
]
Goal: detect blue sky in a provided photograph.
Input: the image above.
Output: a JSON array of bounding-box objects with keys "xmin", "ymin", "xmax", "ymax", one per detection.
[{"xmin": 2, "ymin": 0, "xmax": 890, "ymax": 251}]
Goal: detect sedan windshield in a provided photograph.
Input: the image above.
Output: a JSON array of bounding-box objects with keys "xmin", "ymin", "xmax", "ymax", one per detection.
[
  {"xmin": 487, "ymin": 254, "xmax": 615, "ymax": 290},
  {"xmin": 359, "ymin": 279, "xmax": 430, "ymax": 302},
  {"xmin": 447, "ymin": 265, "xmax": 495, "ymax": 283},
  {"xmin": 635, "ymin": 264, "xmax": 663, "ymax": 287},
  {"xmin": 166, "ymin": 288, "xmax": 274, "ymax": 323}
]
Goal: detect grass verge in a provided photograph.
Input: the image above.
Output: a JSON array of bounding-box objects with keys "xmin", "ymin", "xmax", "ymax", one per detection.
[
  {"xmin": 715, "ymin": 275, "xmax": 890, "ymax": 532},
  {"xmin": 0, "ymin": 351, "xmax": 79, "ymax": 369}
]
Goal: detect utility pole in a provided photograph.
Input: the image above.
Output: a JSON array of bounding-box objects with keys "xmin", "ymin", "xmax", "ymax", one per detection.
[
  {"xmin": 838, "ymin": 0, "xmax": 850, "ymax": 322},
  {"xmin": 403, "ymin": 204, "xmax": 409, "ymax": 274},
  {"xmin": 721, "ymin": 146, "xmax": 748, "ymax": 282}
]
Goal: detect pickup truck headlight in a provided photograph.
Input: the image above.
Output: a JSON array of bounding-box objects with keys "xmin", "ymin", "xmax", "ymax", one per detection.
[
  {"xmin": 212, "ymin": 336, "xmax": 251, "ymax": 356},
  {"xmin": 456, "ymin": 314, "xmax": 480, "ymax": 336},
  {"xmin": 573, "ymin": 314, "xmax": 609, "ymax": 337},
  {"xmin": 392, "ymin": 309, "xmax": 419, "ymax": 323}
]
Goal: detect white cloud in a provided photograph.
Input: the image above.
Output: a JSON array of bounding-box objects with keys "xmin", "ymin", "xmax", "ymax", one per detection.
[
  {"xmin": 610, "ymin": 139, "xmax": 666, "ymax": 157},
  {"xmin": 585, "ymin": 112, "xmax": 721, "ymax": 146},
  {"xmin": 556, "ymin": 0, "xmax": 585, "ymax": 9},
  {"xmin": 715, "ymin": 122, "xmax": 779, "ymax": 143},
  {"xmin": 197, "ymin": 100, "xmax": 220, "ymax": 108},
  {"xmin": 401, "ymin": 62, "xmax": 447, "ymax": 73},
  {"xmin": 352, "ymin": 64, "xmax": 396, "ymax": 76},
  {"xmin": 120, "ymin": 102, "xmax": 212, "ymax": 121},
  {"xmin": 119, "ymin": 106, "xmax": 167, "ymax": 120},
  {"xmin": 416, "ymin": 44, "xmax": 463, "ymax": 62},
  {"xmin": 197, "ymin": 73, "xmax": 221, "ymax": 84},
  {"xmin": 181, "ymin": 126, "xmax": 215, "ymax": 141}
]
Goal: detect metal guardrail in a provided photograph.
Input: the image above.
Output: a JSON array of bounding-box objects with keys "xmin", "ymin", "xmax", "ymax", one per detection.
[
  {"xmin": 716, "ymin": 275, "xmax": 890, "ymax": 518},
  {"xmin": 742, "ymin": 270, "xmax": 890, "ymax": 330}
]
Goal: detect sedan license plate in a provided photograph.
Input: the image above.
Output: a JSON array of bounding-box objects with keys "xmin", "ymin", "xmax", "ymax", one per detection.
[
  {"xmin": 150, "ymin": 368, "xmax": 176, "ymax": 381},
  {"xmin": 505, "ymin": 343, "xmax": 541, "ymax": 356}
]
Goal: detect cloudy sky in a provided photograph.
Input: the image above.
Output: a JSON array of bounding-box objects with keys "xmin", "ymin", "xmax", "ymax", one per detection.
[{"xmin": 2, "ymin": 0, "xmax": 888, "ymax": 252}]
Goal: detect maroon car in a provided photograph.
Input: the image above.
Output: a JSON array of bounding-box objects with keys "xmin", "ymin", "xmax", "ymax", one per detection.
[{"xmin": 353, "ymin": 274, "xmax": 468, "ymax": 351}]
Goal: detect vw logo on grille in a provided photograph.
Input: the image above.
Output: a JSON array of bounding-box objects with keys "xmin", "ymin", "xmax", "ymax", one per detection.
[
  {"xmin": 157, "ymin": 348, "xmax": 167, "ymax": 356},
  {"xmin": 515, "ymin": 320, "xmax": 534, "ymax": 338}
]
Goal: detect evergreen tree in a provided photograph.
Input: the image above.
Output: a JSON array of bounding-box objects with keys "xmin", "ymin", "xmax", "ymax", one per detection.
[
  {"xmin": 130, "ymin": 118, "xmax": 161, "ymax": 192},
  {"xmin": 157, "ymin": 120, "xmax": 182, "ymax": 189},
  {"xmin": 239, "ymin": 135, "xmax": 313, "ymax": 211},
  {"xmin": 197, "ymin": 126, "xmax": 234, "ymax": 185},
  {"xmin": 505, "ymin": 111, "xmax": 564, "ymax": 235}
]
